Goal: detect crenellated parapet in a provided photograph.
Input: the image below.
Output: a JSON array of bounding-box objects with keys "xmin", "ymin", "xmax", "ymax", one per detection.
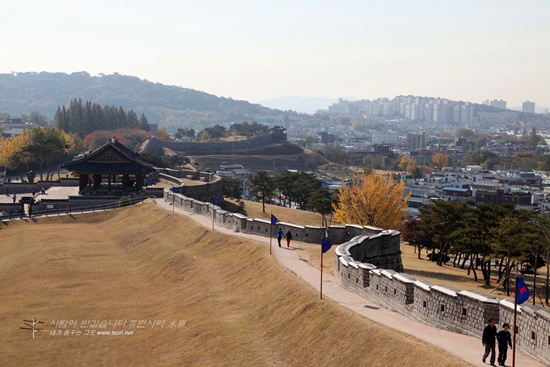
[{"xmin": 334, "ymin": 240, "xmax": 550, "ymax": 366}]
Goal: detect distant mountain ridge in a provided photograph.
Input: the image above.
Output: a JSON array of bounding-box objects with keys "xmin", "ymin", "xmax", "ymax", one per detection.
[{"xmin": 0, "ymin": 72, "xmax": 282, "ymax": 128}]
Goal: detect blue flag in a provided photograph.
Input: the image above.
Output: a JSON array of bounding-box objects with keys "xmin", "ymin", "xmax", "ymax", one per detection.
[
  {"xmin": 213, "ymin": 197, "xmax": 220, "ymax": 206},
  {"xmin": 321, "ymin": 238, "xmax": 333, "ymax": 253},
  {"xmin": 271, "ymin": 214, "xmax": 278, "ymax": 225},
  {"xmin": 172, "ymin": 187, "xmax": 179, "ymax": 193},
  {"xmin": 516, "ymin": 277, "xmax": 530, "ymax": 305}
]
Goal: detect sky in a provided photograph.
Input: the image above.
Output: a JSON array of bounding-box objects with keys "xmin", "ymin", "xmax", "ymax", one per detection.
[{"xmin": 0, "ymin": 0, "xmax": 549, "ymax": 108}]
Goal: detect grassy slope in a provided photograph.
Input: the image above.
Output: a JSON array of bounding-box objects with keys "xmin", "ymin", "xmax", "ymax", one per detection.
[{"xmin": 0, "ymin": 203, "xmax": 472, "ymax": 367}]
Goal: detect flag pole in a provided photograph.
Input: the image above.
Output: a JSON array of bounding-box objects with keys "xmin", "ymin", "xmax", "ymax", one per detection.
[
  {"xmin": 212, "ymin": 202, "xmax": 215, "ymax": 230},
  {"xmin": 269, "ymin": 211, "xmax": 273, "ymax": 255},
  {"xmin": 513, "ymin": 266, "xmax": 518, "ymax": 367},
  {"xmin": 172, "ymin": 187, "xmax": 175, "ymax": 213},
  {"xmin": 320, "ymin": 217, "xmax": 329, "ymax": 300},
  {"xmin": 320, "ymin": 244, "xmax": 324, "ymax": 299}
]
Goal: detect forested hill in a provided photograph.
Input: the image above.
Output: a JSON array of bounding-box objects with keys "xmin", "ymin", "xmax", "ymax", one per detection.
[{"xmin": 0, "ymin": 72, "xmax": 281, "ymax": 128}]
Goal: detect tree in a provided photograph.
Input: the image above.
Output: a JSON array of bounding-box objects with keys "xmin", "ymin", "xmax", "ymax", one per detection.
[
  {"xmin": 273, "ymin": 170, "xmax": 322, "ymax": 210},
  {"xmin": 249, "ymin": 171, "xmax": 274, "ymax": 213},
  {"xmin": 139, "ymin": 114, "xmax": 150, "ymax": 131},
  {"xmin": 537, "ymin": 155, "xmax": 550, "ymax": 171},
  {"xmin": 490, "ymin": 211, "xmax": 532, "ymax": 294},
  {"xmin": 2, "ymin": 129, "xmax": 33, "ymax": 172},
  {"xmin": 273, "ymin": 170, "xmax": 295, "ymax": 208},
  {"xmin": 156, "ymin": 127, "xmax": 172, "ymax": 142},
  {"xmin": 221, "ymin": 177, "xmax": 242, "ymax": 199},
  {"xmin": 410, "ymin": 166, "xmax": 423, "ymax": 179},
  {"xmin": 528, "ymin": 127, "xmax": 543, "ymax": 148},
  {"xmin": 452, "ymin": 203, "xmax": 514, "ymax": 284},
  {"xmin": 307, "ymin": 187, "xmax": 333, "ymax": 227},
  {"xmin": 432, "ymin": 152, "xmax": 449, "ymax": 171},
  {"xmin": 198, "ymin": 130, "xmax": 211, "ymax": 142},
  {"xmin": 28, "ymin": 111, "xmax": 47, "ymax": 125},
  {"xmin": 291, "ymin": 171, "xmax": 322, "ymax": 210},
  {"xmin": 460, "ymin": 149, "xmax": 499, "ymax": 169},
  {"xmin": 399, "ymin": 155, "xmax": 416, "ymax": 173},
  {"xmin": 82, "ymin": 128, "xmax": 150, "ymax": 150},
  {"xmin": 417, "ymin": 200, "xmax": 467, "ymax": 266},
  {"xmin": 332, "ymin": 173, "xmax": 410, "ymax": 230},
  {"xmin": 522, "ymin": 214, "xmax": 550, "ymax": 304},
  {"xmin": 175, "ymin": 128, "xmax": 195, "ymax": 140},
  {"xmin": 21, "ymin": 127, "xmax": 81, "ymax": 180},
  {"xmin": 54, "ymin": 99, "xmax": 150, "ymax": 137},
  {"xmin": 303, "ymin": 134, "xmax": 317, "ymax": 145},
  {"xmin": 200, "ymin": 125, "xmax": 226, "ymax": 140},
  {"xmin": 402, "ymin": 218, "xmax": 426, "ymax": 259}
]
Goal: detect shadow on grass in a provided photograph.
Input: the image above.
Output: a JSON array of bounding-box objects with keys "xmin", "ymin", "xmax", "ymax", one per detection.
[
  {"xmin": 404, "ymin": 268, "xmax": 472, "ymax": 283},
  {"xmin": 221, "ymin": 200, "xmax": 247, "ymax": 216}
]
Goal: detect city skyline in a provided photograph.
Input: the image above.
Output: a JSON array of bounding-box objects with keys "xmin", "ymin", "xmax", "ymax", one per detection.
[{"xmin": 0, "ymin": 0, "xmax": 548, "ymax": 108}]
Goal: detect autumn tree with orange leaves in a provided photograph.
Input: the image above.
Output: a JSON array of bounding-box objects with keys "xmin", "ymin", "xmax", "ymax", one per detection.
[
  {"xmin": 399, "ymin": 155, "xmax": 416, "ymax": 173},
  {"xmin": 332, "ymin": 173, "xmax": 410, "ymax": 230},
  {"xmin": 432, "ymin": 152, "xmax": 449, "ymax": 171}
]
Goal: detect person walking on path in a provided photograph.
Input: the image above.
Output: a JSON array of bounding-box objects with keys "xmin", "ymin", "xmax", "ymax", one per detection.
[
  {"xmin": 276, "ymin": 228, "xmax": 285, "ymax": 247},
  {"xmin": 285, "ymin": 230, "xmax": 293, "ymax": 247},
  {"xmin": 482, "ymin": 318, "xmax": 497, "ymax": 366},
  {"xmin": 496, "ymin": 323, "xmax": 512, "ymax": 366},
  {"xmin": 12, "ymin": 194, "xmax": 16, "ymax": 203}
]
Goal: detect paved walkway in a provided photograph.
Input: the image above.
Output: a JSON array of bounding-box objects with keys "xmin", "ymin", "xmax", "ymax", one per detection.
[{"xmin": 156, "ymin": 199, "xmax": 544, "ymax": 367}]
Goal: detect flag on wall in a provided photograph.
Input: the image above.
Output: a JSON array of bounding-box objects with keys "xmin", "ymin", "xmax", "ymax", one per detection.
[
  {"xmin": 172, "ymin": 187, "xmax": 179, "ymax": 193},
  {"xmin": 271, "ymin": 214, "xmax": 278, "ymax": 225},
  {"xmin": 516, "ymin": 277, "xmax": 530, "ymax": 304},
  {"xmin": 321, "ymin": 238, "xmax": 333, "ymax": 253},
  {"xmin": 213, "ymin": 197, "xmax": 220, "ymax": 206}
]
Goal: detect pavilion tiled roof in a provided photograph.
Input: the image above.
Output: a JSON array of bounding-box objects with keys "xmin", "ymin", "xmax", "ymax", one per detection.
[{"xmin": 62, "ymin": 138, "xmax": 155, "ymax": 175}]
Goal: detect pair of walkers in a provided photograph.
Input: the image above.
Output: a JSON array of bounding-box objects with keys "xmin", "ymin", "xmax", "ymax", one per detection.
[
  {"xmin": 276, "ymin": 228, "xmax": 293, "ymax": 248},
  {"xmin": 482, "ymin": 318, "xmax": 512, "ymax": 366}
]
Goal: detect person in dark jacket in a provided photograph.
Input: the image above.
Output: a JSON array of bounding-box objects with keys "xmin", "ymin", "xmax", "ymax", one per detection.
[
  {"xmin": 276, "ymin": 228, "xmax": 284, "ymax": 247},
  {"xmin": 482, "ymin": 318, "xmax": 497, "ymax": 365},
  {"xmin": 496, "ymin": 323, "xmax": 512, "ymax": 366},
  {"xmin": 285, "ymin": 230, "xmax": 293, "ymax": 247}
]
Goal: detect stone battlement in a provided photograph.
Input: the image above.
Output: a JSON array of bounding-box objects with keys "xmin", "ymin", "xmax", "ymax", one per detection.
[
  {"xmin": 140, "ymin": 132, "xmax": 286, "ymax": 155},
  {"xmin": 334, "ymin": 244, "xmax": 550, "ymax": 366}
]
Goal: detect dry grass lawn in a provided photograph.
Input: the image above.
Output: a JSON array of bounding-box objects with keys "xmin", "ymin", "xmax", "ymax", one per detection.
[
  {"xmin": 0, "ymin": 202, "xmax": 472, "ymax": 367},
  {"xmin": 225, "ymin": 198, "xmax": 325, "ymax": 226}
]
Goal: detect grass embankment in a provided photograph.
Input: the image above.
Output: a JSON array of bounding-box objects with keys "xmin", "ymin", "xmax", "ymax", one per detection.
[{"xmin": 0, "ymin": 203, "xmax": 470, "ymax": 367}]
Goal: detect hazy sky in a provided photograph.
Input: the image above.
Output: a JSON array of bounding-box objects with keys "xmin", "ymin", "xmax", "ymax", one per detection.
[{"xmin": 0, "ymin": 0, "xmax": 548, "ymax": 107}]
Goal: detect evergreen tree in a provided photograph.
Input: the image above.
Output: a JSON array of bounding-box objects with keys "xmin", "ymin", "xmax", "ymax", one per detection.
[
  {"xmin": 139, "ymin": 114, "xmax": 150, "ymax": 131},
  {"xmin": 54, "ymin": 99, "xmax": 150, "ymax": 137}
]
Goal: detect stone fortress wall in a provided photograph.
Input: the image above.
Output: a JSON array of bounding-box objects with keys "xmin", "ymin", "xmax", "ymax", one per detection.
[
  {"xmin": 140, "ymin": 133, "xmax": 285, "ymax": 155},
  {"xmin": 335, "ymin": 238, "xmax": 550, "ymax": 366},
  {"xmin": 163, "ymin": 188, "xmax": 402, "ymax": 269},
  {"xmin": 156, "ymin": 170, "xmax": 550, "ymax": 366}
]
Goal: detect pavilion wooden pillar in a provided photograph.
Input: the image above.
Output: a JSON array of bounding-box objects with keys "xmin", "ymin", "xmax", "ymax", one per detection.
[
  {"xmin": 108, "ymin": 175, "xmax": 112, "ymax": 192},
  {"xmin": 136, "ymin": 174, "xmax": 143, "ymax": 191},
  {"xmin": 122, "ymin": 174, "xmax": 129, "ymax": 192},
  {"xmin": 93, "ymin": 174, "xmax": 102, "ymax": 190},
  {"xmin": 78, "ymin": 174, "xmax": 89, "ymax": 192}
]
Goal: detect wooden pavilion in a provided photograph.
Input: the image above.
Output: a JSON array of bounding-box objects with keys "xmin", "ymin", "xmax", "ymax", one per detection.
[{"xmin": 62, "ymin": 138, "xmax": 156, "ymax": 195}]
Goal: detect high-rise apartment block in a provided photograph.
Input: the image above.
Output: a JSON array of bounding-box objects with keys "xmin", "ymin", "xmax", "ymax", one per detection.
[
  {"xmin": 328, "ymin": 96, "xmax": 473, "ymax": 124},
  {"xmin": 406, "ymin": 132, "xmax": 426, "ymax": 151},
  {"xmin": 522, "ymin": 101, "xmax": 535, "ymax": 114},
  {"xmin": 490, "ymin": 99, "xmax": 507, "ymax": 109}
]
